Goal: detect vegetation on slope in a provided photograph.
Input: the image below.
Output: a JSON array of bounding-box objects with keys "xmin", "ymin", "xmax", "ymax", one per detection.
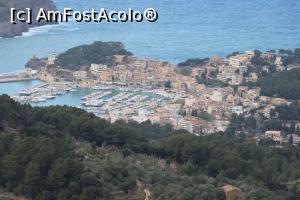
[
  {"xmin": 0, "ymin": 95, "xmax": 300, "ymax": 199},
  {"xmin": 178, "ymin": 58, "xmax": 209, "ymax": 67},
  {"xmin": 176, "ymin": 67, "xmax": 192, "ymax": 76},
  {"xmin": 54, "ymin": 41, "xmax": 133, "ymax": 70},
  {"xmin": 258, "ymin": 68, "xmax": 300, "ymax": 100},
  {"xmin": 0, "ymin": 134, "xmax": 101, "ymax": 199},
  {"xmin": 279, "ymin": 48, "xmax": 300, "ymax": 66}
]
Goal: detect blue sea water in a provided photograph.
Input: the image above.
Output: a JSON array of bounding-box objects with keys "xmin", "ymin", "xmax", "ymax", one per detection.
[
  {"xmin": 31, "ymin": 88, "xmax": 93, "ymax": 107},
  {"xmin": 0, "ymin": 80, "xmax": 42, "ymax": 95},
  {"xmin": 0, "ymin": 0, "xmax": 300, "ymax": 104}
]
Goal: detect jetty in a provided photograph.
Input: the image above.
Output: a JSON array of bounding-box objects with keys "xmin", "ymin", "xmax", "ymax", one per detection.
[
  {"xmin": 0, "ymin": 69, "xmax": 38, "ymax": 83},
  {"xmin": 10, "ymin": 82, "xmax": 77, "ymax": 104}
]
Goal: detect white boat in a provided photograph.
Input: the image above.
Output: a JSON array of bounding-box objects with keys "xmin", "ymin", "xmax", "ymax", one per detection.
[{"xmin": 47, "ymin": 96, "xmax": 56, "ymax": 100}]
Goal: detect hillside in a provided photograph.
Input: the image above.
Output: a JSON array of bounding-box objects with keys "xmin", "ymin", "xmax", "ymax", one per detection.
[
  {"xmin": 258, "ymin": 68, "xmax": 300, "ymax": 100},
  {"xmin": 0, "ymin": 95, "xmax": 299, "ymax": 199},
  {"xmin": 178, "ymin": 58, "xmax": 209, "ymax": 67},
  {"xmin": 54, "ymin": 41, "xmax": 133, "ymax": 70},
  {"xmin": 0, "ymin": 0, "xmax": 57, "ymax": 37}
]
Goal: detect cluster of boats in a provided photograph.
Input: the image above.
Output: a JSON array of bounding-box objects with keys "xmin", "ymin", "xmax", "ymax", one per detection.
[
  {"xmin": 79, "ymin": 86, "xmax": 171, "ymax": 120},
  {"xmin": 81, "ymin": 91, "xmax": 112, "ymax": 107},
  {"xmin": 10, "ymin": 82, "xmax": 184, "ymax": 124},
  {"xmin": 11, "ymin": 83, "xmax": 77, "ymax": 104}
]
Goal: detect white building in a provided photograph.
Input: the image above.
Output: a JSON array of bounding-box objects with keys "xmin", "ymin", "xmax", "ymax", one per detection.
[
  {"xmin": 132, "ymin": 115, "xmax": 149, "ymax": 123},
  {"xmin": 90, "ymin": 64, "xmax": 107, "ymax": 74},
  {"xmin": 47, "ymin": 52, "xmax": 56, "ymax": 65},
  {"xmin": 229, "ymin": 57, "xmax": 242, "ymax": 68},
  {"xmin": 210, "ymin": 91, "xmax": 224, "ymax": 102},
  {"xmin": 288, "ymin": 134, "xmax": 300, "ymax": 146},
  {"xmin": 229, "ymin": 52, "xmax": 254, "ymax": 68},
  {"xmin": 134, "ymin": 60, "xmax": 147, "ymax": 68},
  {"xmin": 275, "ymin": 57, "xmax": 283, "ymax": 66},
  {"xmin": 245, "ymin": 51, "xmax": 255, "ymax": 57},
  {"xmin": 265, "ymin": 131, "xmax": 282, "ymax": 142},
  {"xmin": 232, "ymin": 106, "xmax": 244, "ymax": 115}
]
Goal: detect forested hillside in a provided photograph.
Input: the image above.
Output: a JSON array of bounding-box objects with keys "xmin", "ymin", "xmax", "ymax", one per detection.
[
  {"xmin": 54, "ymin": 41, "xmax": 133, "ymax": 70},
  {"xmin": 0, "ymin": 95, "xmax": 299, "ymax": 199},
  {"xmin": 258, "ymin": 68, "xmax": 300, "ymax": 100}
]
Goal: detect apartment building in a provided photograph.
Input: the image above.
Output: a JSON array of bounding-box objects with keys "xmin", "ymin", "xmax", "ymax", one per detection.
[
  {"xmin": 265, "ymin": 131, "xmax": 282, "ymax": 142},
  {"xmin": 90, "ymin": 64, "xmax": 107, "ymax": 74}
]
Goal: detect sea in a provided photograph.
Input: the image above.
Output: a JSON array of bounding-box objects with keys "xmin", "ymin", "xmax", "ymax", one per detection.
[{"xmin": 0, "ymin": 0, "xmax": 300, "ymax": 105}]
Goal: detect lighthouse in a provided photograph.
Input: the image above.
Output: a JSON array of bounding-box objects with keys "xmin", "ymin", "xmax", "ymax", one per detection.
[{"xmin": 47, "ymin": 51, "xmax": 56, "ymax": 65}]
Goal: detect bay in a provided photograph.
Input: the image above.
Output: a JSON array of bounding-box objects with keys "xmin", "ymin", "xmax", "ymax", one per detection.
[{"xmin": 1, "ymin": 0, "xmax": 300, "ymax": 105}]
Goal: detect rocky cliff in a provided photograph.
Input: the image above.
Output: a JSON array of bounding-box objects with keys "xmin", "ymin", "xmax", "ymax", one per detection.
[{"xmin": 0, "ymin": 0, "xmax": 57, "ymax": 38}]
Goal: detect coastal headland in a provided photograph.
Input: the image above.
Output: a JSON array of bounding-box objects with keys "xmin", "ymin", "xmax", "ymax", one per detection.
[{"xmin": 0, "ymin": 0, "xmax": 57, "ymax": 37}]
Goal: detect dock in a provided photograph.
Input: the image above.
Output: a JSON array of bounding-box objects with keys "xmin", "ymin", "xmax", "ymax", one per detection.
[
  {"xmin": 10, "ymin": 82, "xmax": 77, "ymax": 104},
  {"xmin": 0, "ymin": 69, "xmax": 38, "ymax": 83}
]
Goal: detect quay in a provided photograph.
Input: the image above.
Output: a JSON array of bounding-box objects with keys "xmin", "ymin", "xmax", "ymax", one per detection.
[
  {"xmin": 10, "ymin": 82, "xmax": 77, "ymax": 104},
  {"xmin": 0, "ymin": 69, "xmax": 38, "ymax": 83},
  {"xmin": 0, "ymin": 77, "xmax": 38, "ymax": 83}
]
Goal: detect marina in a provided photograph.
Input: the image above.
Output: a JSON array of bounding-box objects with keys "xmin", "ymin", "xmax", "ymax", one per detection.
[
  {"xmin": 6, "ymin": 81, "xmax": 181, "ymax": 124},
  {"xmin": 78, "ymin": 85, "xmax": 179, "ymax": 122},
  {"xmin": 10, "ymin": 82, "xmax": 78, "ymax": 104}
]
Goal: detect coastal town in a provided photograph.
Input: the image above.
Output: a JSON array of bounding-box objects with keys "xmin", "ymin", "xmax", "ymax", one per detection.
[
  {"xmin": 9, "ymin": 44, "xmax": 300, "ymax": 146},
  {"xmin": 1, "ymin": 0, "xmax": 300, "ymax": 199}
]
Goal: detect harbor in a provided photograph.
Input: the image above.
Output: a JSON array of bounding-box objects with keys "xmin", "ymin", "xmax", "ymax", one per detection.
[
  {"xmin": 6, "ymin": 81, "xmax": 184, "ymax": 125},
  {"xmin": 10, "ymin": 82, "xmax": 78, "ymax": 104},
  {"xmin": 77, "ymin": 84, "xmax": 182, "ymax": 123}
]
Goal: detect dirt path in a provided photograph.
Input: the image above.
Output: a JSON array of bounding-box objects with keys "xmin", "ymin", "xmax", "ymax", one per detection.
[{"xmin": 144, "ymin": 188, "xmax": 151, "ymax": 200}]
